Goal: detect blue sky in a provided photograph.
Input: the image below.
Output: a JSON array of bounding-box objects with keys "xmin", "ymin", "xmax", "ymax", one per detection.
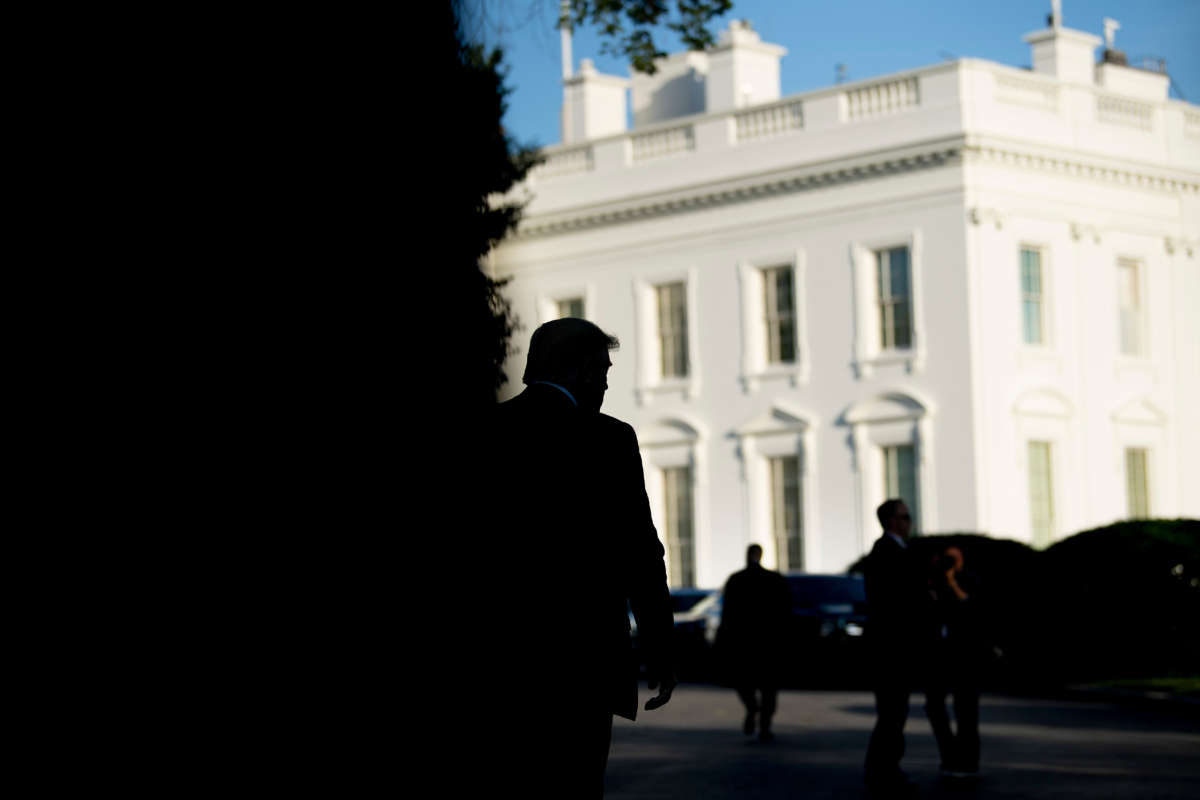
[{"xmin": 461, "ymin": 0, "xmax": 1200, "ymax": 149}]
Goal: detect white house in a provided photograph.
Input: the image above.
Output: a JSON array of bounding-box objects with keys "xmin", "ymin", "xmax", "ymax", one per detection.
[{"xmin": 488, "ymin": 8, "xmax": 1200, "ymax": 588}]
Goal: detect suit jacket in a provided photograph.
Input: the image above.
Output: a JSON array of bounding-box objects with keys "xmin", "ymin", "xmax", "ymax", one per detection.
[
  {"xmin": 716, "ymin": 564, "xmax": 791, "ymax": 683},
  {"xmin": 484, "ymin": 384, "xmax": 673, "ymax": 721},
  {"xmin": 863, "ymin": 533, "xmax": 930, "ymax": 657}
]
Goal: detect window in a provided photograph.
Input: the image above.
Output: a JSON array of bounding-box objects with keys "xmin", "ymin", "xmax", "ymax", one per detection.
[
  {"xmin": 762, "ymin": 266, "xmax": 796, "ymax": 364},
  {"xmin": 663, "ymin": 466, "xmax": 695, "ymax": 588},
  {"xmin": 1028, "ymin": 441, "xmax": 1055, "ymax": 546},
  {"xmin": 881, "ymin": 444, "xmax": 919, "ymax": 534},
  {"xmin": 556, "ymin": 297, "xmax": 585, "ymax": 319},
  {"xmin": 769, "ymin": 456, "xmax": 803, "ymax": 571},
  {"xmin": 656, "ymin": 282, "xmax": 689, "ymax": 378},
  {"xmin": 1020, "ymin": 247, "xmax": 1045, "ymax": 345},
  {"xmin": 876, "ymin": 246, "xmax": 912, "ymax": 350},
  {"xmin": 1117, "ymin": 259, "xmax": 1144, "ymax": 356},
  {"xmin": 1125, "ymin": 447, "xmax": 1150, "ymax": 519}
]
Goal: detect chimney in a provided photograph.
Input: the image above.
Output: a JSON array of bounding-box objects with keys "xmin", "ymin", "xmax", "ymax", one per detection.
[
  {"xmin": 630, "ymin": 50, "xmax": 709, "ymax": 128},
  {"xmin": 705, "ymin": 20, "xmax": 787, "ymax": 114},
  {"xmin": 562, "ymin": 59, "xmax": 630, "ymax": 143},
  {"xmin": 1022, "ymin": 2, "xmax": 1101, "ymax": 85}
]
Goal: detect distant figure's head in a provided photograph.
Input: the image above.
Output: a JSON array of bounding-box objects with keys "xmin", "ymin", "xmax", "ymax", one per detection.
[
  {"xmin": 746, "ymin": 544, "xmax": 763, "ymax": 567},
  {"xmin": 876, "ymin": 498, "xmax": 912, "ymax": 541},
  {"xmin": 943, "ymin": 546, "xmax": 964, "ymax": 571},
  {"xmin": 523, "ymin": 318, "xmax": 619, "ymax": 413}
]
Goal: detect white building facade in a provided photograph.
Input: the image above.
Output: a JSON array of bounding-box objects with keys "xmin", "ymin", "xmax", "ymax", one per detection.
[{"xmin": 489, "ymin": 14, "xmax": 1200, "ymax": 588}]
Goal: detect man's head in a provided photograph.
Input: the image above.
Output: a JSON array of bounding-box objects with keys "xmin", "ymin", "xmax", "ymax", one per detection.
[
  {"xmin": 523, "ymin": 318, "xmax": 619, "ymax": 412},
  {"xmin": 876, "ymin": 498, "xmax": 912, "ymax": 541},
  {"xmin": 746, "ymin": 543, "xmax": 763, "ymax": 567}
]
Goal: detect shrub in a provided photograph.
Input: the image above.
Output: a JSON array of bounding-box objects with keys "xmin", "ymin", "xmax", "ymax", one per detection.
[{"xmin": 847, "ymin": 521, "xmax": 1200, "ymax": 687}]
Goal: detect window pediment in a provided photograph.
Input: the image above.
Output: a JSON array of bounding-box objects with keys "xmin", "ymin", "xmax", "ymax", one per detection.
[
  {"xmin": 844, "ymin": 392, "xmax": 930, "ymax": 425},
  {"xmin": 734, "ymin": 404, "xmax": 813, "ymax": 438},
  {"xmin": 1013, "ymin": 388, "xmax": 1074, "ymax": 418},
  {"xmin": 1112, "ymin": 397, "xmax": 1166, "ymax": 426},
  {"xmin": 637, "ymin": 417, "xmax": 703, "ymax": 448}
]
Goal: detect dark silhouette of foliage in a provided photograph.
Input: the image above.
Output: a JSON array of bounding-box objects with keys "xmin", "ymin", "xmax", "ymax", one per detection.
[
  {"xmin": 845, "ymin": 521, "xmax": 1200, "ymax": 689},
  {"xmin": 1037, "ymin": 519, "xmax": 1200, "ymax": 682},
  {"xmin": 567, "ymin": 0, "xmax": 735, "ymax": 74},
  {"xmin": 442, "ymin": 1, "xmax": 734, "ymax": 404},
  {"xmin": 441, "ymin": 1, "xmax": 543, "ymax": 406}
]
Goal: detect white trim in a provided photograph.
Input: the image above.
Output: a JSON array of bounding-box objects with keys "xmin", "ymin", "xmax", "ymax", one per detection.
[
  {"xmin": 1111, "ymin": 395, "xmax": 1168, "ymax": 522},
  {"xmin": 632, "ymin": 266, "xmax": 702, "ymax": 405},
  {"xmin": 536, "ymin": 283, "xmax": 597, "ymax": 325},
  {"xmin": 1017, "ymin": 241, "xmax": 1055, "ymax": 352},
  {"xmin": 1115, "ymin": 253, "xmax": 1151, "ymax": 361},
  {"xmin": 733, "ymin": 404, "xmax": 820, "ymax": 572},
  {"xmin": 844, "ymin": 390, "xmax": 934, "ymax": 543},
  {"xmin": 638, "ymin": 416, "xmax": 709, "ymax": 588},
  {"xmin": 850, "ymin": 229, "xmax": 926, "ymax": 378},
  {"xmin": 737, "ymin": 249, "xmax": 810, "ymax": 392},
  {"xmin": 1013, "ymin": 389, "xmax": 1078, "ymax": 545}
]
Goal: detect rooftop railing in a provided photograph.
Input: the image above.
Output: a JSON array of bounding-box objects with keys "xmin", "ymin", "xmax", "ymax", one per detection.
[{"xmin": 530, "ymin": 61, "xmax": 1192, "ymax": 183}]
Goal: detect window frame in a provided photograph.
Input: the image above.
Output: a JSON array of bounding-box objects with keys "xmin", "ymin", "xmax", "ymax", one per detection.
[
  {"xmin": 655, "ymin": 281, "xmax": 689, "ymax": 379},
  {"xmin": 736, "ymin": 249, "xmax": 810, "ymax": 392},
  {"xmin": 536, "ymin": 284, "xmax": 595, "ymax": 326},
  {"xmin": 638, "ymin": 417, "xmax": 708, "ymax": 587},
  {"xmin": 881, "ymin": 443, "xmax": 921, "ymax": 536},
  {"xmin": 1019, "ymin": 245, "xmax": 1050, "ymax": 347},
  {"xmin": 763, "ymin": 266, "xmax": 797, "ymax": 365},
  {"xmin": 556, "ymin": 296, "xmax": 586, "ymax": 320},
  {"xmin": 768, "ymin": 454, "xmax": 804, "ymax": 572},
  {"xmin": 850, "ymin": 230, "xmax": 926, "ymax": 378},
  {"xmin": 1027, "ymin": 440, "xmax": 1056, "ymax": 547},
  {"xmin": 734, "ymin": 404, "xmax": 819, "ymax": 572},
  {"xmin": 1124, "ymin": 446, "xmax": 1151, "ymax": 519},
  {"xmin": 876, "ymin": 246, "xmax": 913, "ymax": 352},
  {"xmin": 633, "ymin": 267, "xmax": 701, "ymax": 404},
  {"xmin": 844, "ymin": 391, "xmax": 936, "ymax": 554},
  {"xmin": 1116, "ymin": 256, "xmax": 1148, "ymax": 358}
]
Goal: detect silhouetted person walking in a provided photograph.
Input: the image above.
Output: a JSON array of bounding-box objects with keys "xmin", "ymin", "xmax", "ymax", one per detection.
[
  {"xmin": 924, "ymin": 545, "xmax": 984, "ymax": 779},
  {"xmin": 863, "ymin": 498, "xmax": 927, "ymax": 796},
  {"xmin": 717, "ymin": 544, "xmax": 792, "ymax": 741},
  {"xmin": 482, "ymin": 318, "xmax": 676, "ymax": 799}
]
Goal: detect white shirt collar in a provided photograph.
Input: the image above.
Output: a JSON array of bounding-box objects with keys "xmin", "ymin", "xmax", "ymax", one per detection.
[
  {"xmin": 530, "ymin": 381, "xmax": 577, "ymax": 407},
  {"xmin": 884, "ymin": 531, "xmax": 907, "ymax": 549}
]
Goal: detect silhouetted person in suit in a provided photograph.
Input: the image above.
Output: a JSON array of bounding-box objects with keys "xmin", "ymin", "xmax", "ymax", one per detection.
[
  {"xmin": 863, "ymin": 498, "xmax": 926, "ymax": 796},
  {"xmin": 482, "ymin": 318, "xmax": 676, "ymax": 799},
  {"xmin": 924, "ymin": 545, "xmax": 983, "ymax": 778},
  {"xmin": 717, "ymin": 544, "xmax": 792, "ymax": 741}
]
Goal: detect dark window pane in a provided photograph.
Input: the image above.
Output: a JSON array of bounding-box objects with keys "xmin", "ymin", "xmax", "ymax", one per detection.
[{"xmin": 889, "ymin": 247, "xmax": 910, "ymax": 298}]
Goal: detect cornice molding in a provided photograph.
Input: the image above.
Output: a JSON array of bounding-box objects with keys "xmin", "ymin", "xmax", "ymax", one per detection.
[
  {"xmin": 964, "ymin": 142, "xmax": 1200, "ymax": 195},
  {"xmin": 514, "ymin": 137, "xmax": 1199, "ymax": 240},
  {"xmin": 514, "ymin": 141, "xmax": 964, "ymax": 239}
]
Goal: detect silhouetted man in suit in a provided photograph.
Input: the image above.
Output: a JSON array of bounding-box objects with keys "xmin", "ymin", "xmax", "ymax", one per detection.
[
  {"xmin": 482, "ymin": 318, "xmax": 676, "ymax": 799},
  {"xmin": 717, "ymin": 544, "xmax": 792, "ymax": 741},
  {"xmin": 863, "ymin": 498, "xmax": 927, "ymax": 796}
]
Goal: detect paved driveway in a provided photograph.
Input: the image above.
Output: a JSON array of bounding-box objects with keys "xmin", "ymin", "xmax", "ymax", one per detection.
[{"xmin": 607, "ymin": 686, "xmax": 1200, "ymax": 799}]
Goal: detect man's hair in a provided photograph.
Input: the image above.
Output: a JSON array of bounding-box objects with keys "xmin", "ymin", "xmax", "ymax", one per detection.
[
  {"xmin": 746, "ymin": 544, "xmax": 763, "ymax": 561},
  {"xmin": 877, "ymin": 498, "xmax": 905, "ymax": 527},
  {"xmin": 523, "ymin": 318, "xmax": 620, "ymax": 385}
]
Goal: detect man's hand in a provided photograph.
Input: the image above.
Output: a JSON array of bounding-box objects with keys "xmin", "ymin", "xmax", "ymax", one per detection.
[{"xmin": 644, "ymin": 670, "xmax": 677, "ymax": 711}]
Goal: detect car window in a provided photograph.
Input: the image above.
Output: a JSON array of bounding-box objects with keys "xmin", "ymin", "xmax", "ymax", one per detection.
[
  {"xmin": 671, "ymin": 592, "xmax": 709, "ymax": 613},
  {"xmin": 787, "ymin": 576, "xmax": 866, "ymax": 607}
]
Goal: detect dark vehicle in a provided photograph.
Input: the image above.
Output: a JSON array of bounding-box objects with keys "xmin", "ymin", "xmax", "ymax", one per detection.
[
  {"xmin": 633, "ymin": 576, "xmax": 869, "ymax": 685},
  {"xmin": 782, "ymin": 573, "xmax": 868, "ymax": 686},
  {"xmin": 630, "ymin": 588, "xmax": 719, "ymax": 679},
  {"xmin": 670, "ymin": 588, "xmax": 713, "ymax": 615}
]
